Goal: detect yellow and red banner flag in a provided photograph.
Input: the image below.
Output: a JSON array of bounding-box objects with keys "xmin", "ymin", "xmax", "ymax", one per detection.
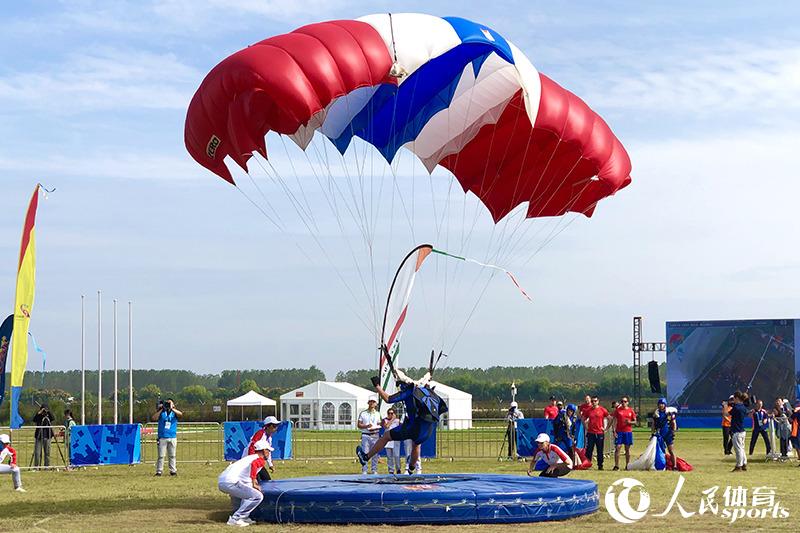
[{"xmin": 10, "ymin": 184, "xmax": 41, "ymax": 428}]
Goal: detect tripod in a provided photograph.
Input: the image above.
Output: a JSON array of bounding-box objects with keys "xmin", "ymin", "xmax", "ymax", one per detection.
[
  {"xmin": 498, "ymin": 419, "xmax": 518, "ymax": 461},
  {"xmin": 29, "ymin": 435, "xmax": 67, "ymax": 469}
]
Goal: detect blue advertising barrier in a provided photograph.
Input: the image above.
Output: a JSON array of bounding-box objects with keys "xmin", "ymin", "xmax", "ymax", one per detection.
[
  {"xmin": 224, "ymin": 421, "xmax": 292, "ymax": 460},
  {"xmin": 70, "ymin": 424, "xmax": 141, "ymax": 466}
]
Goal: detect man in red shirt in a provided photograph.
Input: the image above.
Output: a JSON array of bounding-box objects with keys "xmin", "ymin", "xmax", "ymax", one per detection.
[
  {"xmin": 613, "ymin": 396, "xmax": 637, "ymax": 470},
  {"xmin": 578, "ymin": 394, "xmax": 592, "ymax": 422},
  {"xmin": 543, "ymin": 396, "xmax": 559, "ymax": 420},
  {"xmin": 585, "ymin": 396, "xmax": 609, "ymax": 470}
]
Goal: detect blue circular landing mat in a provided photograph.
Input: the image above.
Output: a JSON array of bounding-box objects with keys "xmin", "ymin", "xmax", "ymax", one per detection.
[{"xmin": 250, "ymin": 473, "xmax": 599, "ymax": 524}]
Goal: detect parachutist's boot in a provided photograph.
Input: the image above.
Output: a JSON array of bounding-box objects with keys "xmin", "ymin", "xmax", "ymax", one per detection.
[{"xmin": 356, "ymin": 446, "xmax": 368, "ymax": 466}]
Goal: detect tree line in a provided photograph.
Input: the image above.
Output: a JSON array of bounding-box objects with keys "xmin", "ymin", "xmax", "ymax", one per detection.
[{"xmin": 2, "ymin": 363, "xmax": 665, "ymax": 424}]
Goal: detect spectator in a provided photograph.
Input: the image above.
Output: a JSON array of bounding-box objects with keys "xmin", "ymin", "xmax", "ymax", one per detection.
[
  {"xmin": 505, "ymin": 401, "xmax": 524, "ymax": 459},
  {"xmin": 772, "ymin": 399, "xmax": 790, "ymax": 460},
  {"xmin": 151, "ymin": 398, "xmax": 182, "ymax": 476},
  {"xmin": 578, "ymin": 395, "xmax": 592, "ymax": 423},
  {"xmin": 357, "ymin": 397, "xmax": 381, "ymax": 474},
  {"xmin": 613, "ymin": 396, "xmax": 637, "ymax": 471},
  {"xmin": 585, "ymin": 396, "xmax": 609, "ymax": 470},
  {"xmin": 791, "ymin": 400, "xmax": 800, "ymax": 465},
  {"xmin": 721, "ymin": 397, "xmax": 733, "ymax": 455},
  {"xmin": 528, "ymin": 433, "xmax": 572, "ymax": 478},
  {"xmin": 543, "ymin": 396, "xmax": 559, "ymax": 420},
  {"xmin": 748, "ymin": 399, "xmax": 771, "ymax": 456},
  {"xmin": 0, "ymin": 434, "xmax": 24, "ymax": 492},
  {"xmin": 383, "ymin": 408, "xmax": 402, "ymax": 474},
  {"xmin": 33, "ymin": 404, "xmax": 54, "ymax": 468},
  {"xmin": 63, "ymin": 409, "xmax": 77, "ymax": 429},
  {"xmin": 730, "ymin": 391, "xmax": 748, "ymax": 472},
  {"xmin": 218, "ymin": 440, "xmax": 271, "ymax": 526}
]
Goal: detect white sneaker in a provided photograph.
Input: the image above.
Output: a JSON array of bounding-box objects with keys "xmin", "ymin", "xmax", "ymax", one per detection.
[
  {"xmin": 15, "ymin": 487, "xmax": 26, "ymax": 492},
  {"xmin": 241, "ymin": 518, "xmax": 255, "ymax": 525},
  {"xmin": 226, "ymin": 517, "xmax": 250, "ymax": 527}
]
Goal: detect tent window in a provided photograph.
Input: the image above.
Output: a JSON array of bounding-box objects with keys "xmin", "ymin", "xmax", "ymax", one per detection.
[
  {"xmin": 322, "ymin": 402, "xmax": 335, "ymax": 424},
  {"xmin": 338, "ymin": 403, "xmax": 352, "ymax": 425}
]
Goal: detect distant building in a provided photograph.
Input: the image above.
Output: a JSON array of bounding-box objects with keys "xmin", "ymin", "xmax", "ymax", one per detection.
[
  {"xmin": 280, "ymin": 380, "xmax": 473, "ymax": 430},
  {"xmin": 280, "ymin": 381, "xmax": 373, "ymax": 430}
]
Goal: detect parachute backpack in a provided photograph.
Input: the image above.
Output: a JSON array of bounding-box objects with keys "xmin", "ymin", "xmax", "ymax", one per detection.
[{"xmin": 413, "ymin": 386, "xmax": 448, "ymax": 423}]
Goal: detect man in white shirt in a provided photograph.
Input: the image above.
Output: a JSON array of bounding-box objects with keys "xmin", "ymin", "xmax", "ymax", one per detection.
[
  {"xmin": 218, "ymin": 440, "xmax": 271, "ymax": 527},
  {"xmin": 528, "ymin": 433, "xmax": 573, "ymax": 478},
  {"xmin": 357, "ymin": 397, "xmax": 381, "ymax": 474}
]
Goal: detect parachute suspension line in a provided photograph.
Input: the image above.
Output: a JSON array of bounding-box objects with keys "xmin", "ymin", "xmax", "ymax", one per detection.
[
  {"xmin": 241, "ymin": 167, "xmax": 286, "ymax": 231},
  {"xmin": 278, "ymin": 134, "xmax": 318, "ymax": 233},
  {"xmin": 233, "ymin": 184, "xmax": 284, "ymax": 231},
  {"xmin": 499, "ymin": 159, "xmax": 590, "ymax": 267},
  {"xmin": 250, "ymin": 152, "xmax": 378, "ymax": 337}
]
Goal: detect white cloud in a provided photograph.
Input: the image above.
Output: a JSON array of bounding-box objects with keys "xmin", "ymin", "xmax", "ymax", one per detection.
[
  {"xmin": 0, "ymin": 152, "xmax": 202, "ymax": 181},
  {"xmin": 0, "ymin": 48, "xmax": 200, "ymax": 114}
]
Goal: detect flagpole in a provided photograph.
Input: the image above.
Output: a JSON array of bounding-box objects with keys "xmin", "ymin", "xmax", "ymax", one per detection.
[
  {"xmin": 113, "ymin": 298, "xmax": 118, "ymax": 425},
  {"xmin": 97, "ymin": 290, "xmax": 102, "ymax": 425},
  {"xmin": 81, "ymin": 294, "xmax": 85, "ymax": 425},
  {"xmin": 128, "ymin": 300, "xmax": 133, "ymax": 424}
]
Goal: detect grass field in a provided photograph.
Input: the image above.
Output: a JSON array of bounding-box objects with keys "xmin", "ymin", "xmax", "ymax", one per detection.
[{"xmin": 1, "ymin": 428, "xmax": 798, "ymax": 532}]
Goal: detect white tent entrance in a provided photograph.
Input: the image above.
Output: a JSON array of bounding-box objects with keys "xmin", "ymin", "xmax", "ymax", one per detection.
[{"xmin": 226, "ymin": 390, "xmax": 276, "ymax": 421}]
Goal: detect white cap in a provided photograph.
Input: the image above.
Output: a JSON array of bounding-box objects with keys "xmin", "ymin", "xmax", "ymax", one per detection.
[
  {"xmin": 535, "ymin": 433, "xmax": 550, "ymax": 444},
  {"xmin": 254, "ymin": 440, "xmax": 274, "ymax": 452},
  {"xmin": 0, "ymin": 434, "xmax": 9, "ymax": 444},
  {"xmin": 368, "ymin": 396, "xmax": 378, "ymax": 403},
  {"xmin": 510, "ymin": 401, "xmax": 518, "ymax": 408},
  {"xmin": 263, "ymin": 416, "xmax": 280, "ymax": 426}
]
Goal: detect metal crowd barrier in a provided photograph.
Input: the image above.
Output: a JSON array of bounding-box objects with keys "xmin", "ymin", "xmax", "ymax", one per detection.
[
  {"xmin": 140, "ymin": 422, "xmax": 223, "ymax": 464},
  {"xmin": 0, "ymin": 425, "xmax": 69, "ymax": 470}
]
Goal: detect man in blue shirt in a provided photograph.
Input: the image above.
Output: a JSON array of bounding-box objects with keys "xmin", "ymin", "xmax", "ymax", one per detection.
[
  {"xmin": 730, "ymin": 391, "xmax": 749, "ymax": 472},
  {"xmin": 151, "ymin": 398, "xmax": 182, "ymax": 476},
  {"xmin": 748, "ymin": 399, "xmax": 771, "ymax": 456}
]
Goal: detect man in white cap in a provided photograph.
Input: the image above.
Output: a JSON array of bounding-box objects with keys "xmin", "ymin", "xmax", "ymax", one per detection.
[
  {"xmin": 357, "ymin": 397, "xmax": 381, "ymax": 474},
  {"xmin": 505, "ymin": 401, "xmax": 524, "ymax": 458},
  {"xmin": 0, "ymin": 434, "xmax": 24, "ymax": 492},
  {"xmin": 242, "ymin": 416, "xmax": 280, "ymax": 481},
  {"xmin": 528, "ymin": 433, "xmax": 572, "ymax": 478},
  {"xmin": 218, "ymin": 439, "xmax": 271, "ymax": 527}
]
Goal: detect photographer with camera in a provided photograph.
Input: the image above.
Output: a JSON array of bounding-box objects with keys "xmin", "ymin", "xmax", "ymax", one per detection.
[
  {"xmin": 33, "ymin": 404, "xmax": 54, "ymax": 468},
  {"xmin": 504, "ymin": 401, "xmax": 524, "ymax": 459},
  {"xmin": 151, "ymin": 398, "xmax": 182, "ymax": 476}
]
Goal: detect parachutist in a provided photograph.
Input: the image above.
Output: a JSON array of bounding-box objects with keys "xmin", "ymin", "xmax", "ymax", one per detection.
[{"xmin": 357, "ymin": 371, "xmax": 447, "ymax": 474}]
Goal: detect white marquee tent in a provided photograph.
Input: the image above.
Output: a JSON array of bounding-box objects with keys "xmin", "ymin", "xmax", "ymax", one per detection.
[
  {"xmin": 279, "ymin": 380, "xmax": 473, "ymax": 430},
  {"xmin": 280, "ymin": 381, "xmax": 374, "ymax": 430},
  {"xmin": 226, "ymin": 390, "xmax": 277, "ymax": 421}
]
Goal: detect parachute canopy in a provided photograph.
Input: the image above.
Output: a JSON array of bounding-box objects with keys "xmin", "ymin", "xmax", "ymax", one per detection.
[{"xmin": 185, "ymin": 13, "xmax": 631, "ymax": 223}]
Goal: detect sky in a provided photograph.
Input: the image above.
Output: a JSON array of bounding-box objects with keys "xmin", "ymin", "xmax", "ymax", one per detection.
[{"xmin": 1, "ymin": 1, "xmax": 799, "ymax": 380}]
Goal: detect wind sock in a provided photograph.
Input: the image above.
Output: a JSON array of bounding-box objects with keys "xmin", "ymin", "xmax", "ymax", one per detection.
[
  {"xmin": 10, "ymin": 185, "xmax": 42, "ymax": 428},
  {"xmin": 0, "ymin": 315, "xmax": 14, "ymax": 407}
]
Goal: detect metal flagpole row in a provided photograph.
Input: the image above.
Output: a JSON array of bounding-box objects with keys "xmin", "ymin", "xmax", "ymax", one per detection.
[{"xmin": 81, "ymin": 293, "xmax": 133, "ymax": 426}]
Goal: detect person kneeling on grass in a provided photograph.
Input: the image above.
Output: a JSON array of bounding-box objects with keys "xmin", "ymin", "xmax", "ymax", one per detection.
[
  {"xmin": 218, "ymin": 440, "xmax": 272, "ymax": 527},
  {"xmin": 0, "ymin": 434, "xmax": 24, "ymax": 492},
  {"xmin": 357, "ymin": 369, "xmax": 446, "ymax": 475},
  {"xmin": 528, "ymin": 433, "xmax": 573, "ymax": 478}
]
